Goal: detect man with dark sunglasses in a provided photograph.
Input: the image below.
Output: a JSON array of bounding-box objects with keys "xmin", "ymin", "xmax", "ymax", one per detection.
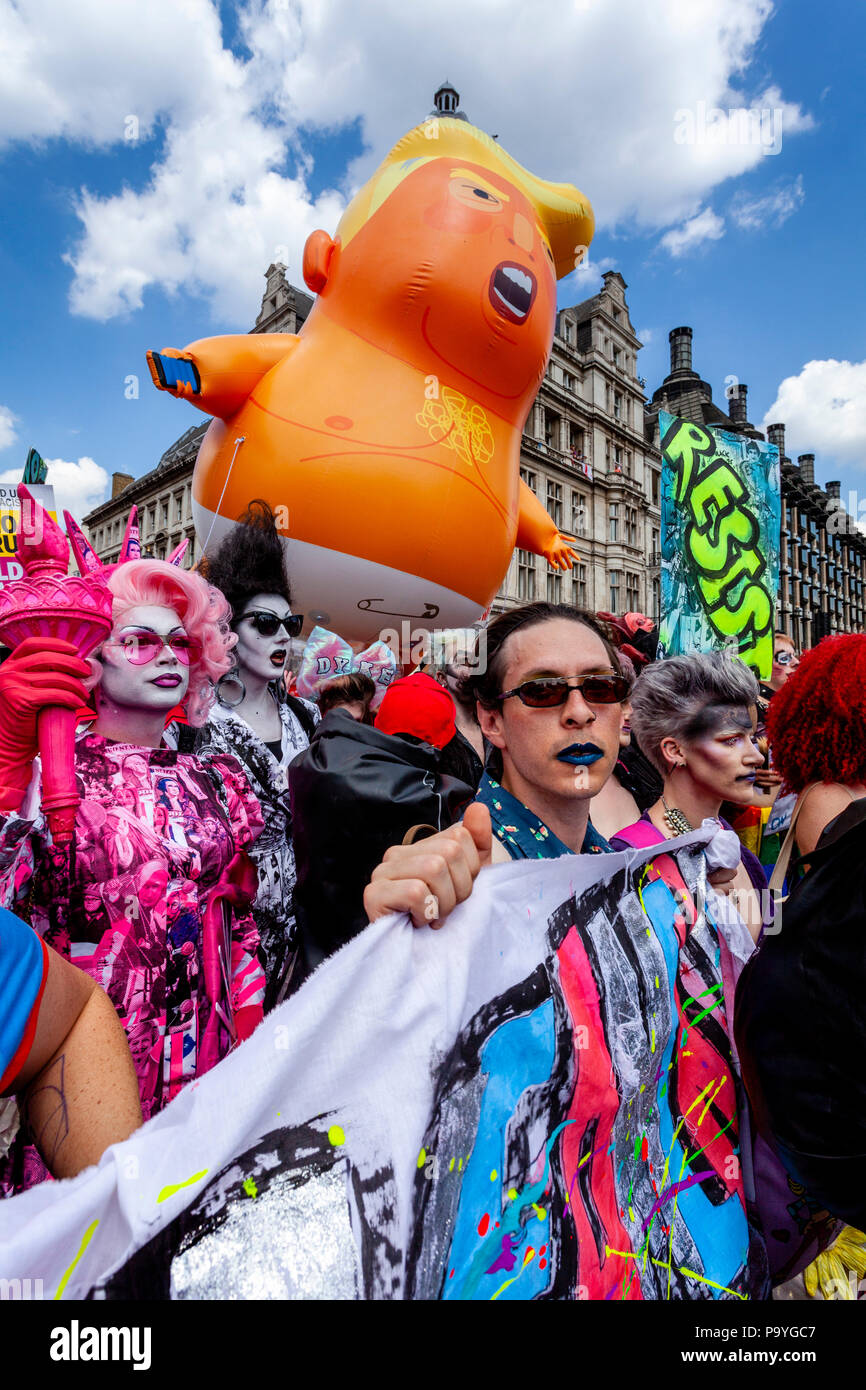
[
  {"xmin": 364, "ymin": 604, "xmax": 628, "ymax": 917},
  {"xmin": 361, "ymin": 608, "xmax": 811, "ymax": 1298}
]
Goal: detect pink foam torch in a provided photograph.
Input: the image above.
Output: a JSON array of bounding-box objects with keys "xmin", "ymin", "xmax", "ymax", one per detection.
[{"xmin": 0, "ymin": 486, "xmax": 113, "ymax": 843}]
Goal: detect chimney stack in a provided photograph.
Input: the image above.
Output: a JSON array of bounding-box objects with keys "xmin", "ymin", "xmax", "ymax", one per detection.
[
  {"xmin": 767, "ymin": 423, "xmax": 786, "ymax": 458},
  {"xmin": 669, "ymin": 326, "xmax": 693, "ymax": 375},
  {"xmin": 798, "ymin": 453, "xmax": 815, "ymax": 485},
  {"xmin": 728, "ymin": 383, "xmax": 748, "ymax": 428},
  {"xmin": 111, "ymin": 471, "xmax": 134, "ymax": 499},
  {"xmin": 826, "ymin": 480, "xmax": 841, "ymax": 501}
]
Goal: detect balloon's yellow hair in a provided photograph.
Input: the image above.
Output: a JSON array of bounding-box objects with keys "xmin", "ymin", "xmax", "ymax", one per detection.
[{"xmin": 336, "ymin": 117, "xmax": 594, "ymax": 280}]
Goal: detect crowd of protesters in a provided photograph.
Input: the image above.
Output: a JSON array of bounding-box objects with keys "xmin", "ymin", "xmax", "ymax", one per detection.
[{"xmin": 1, "ymin": 499, "xmax": 864, "ymax": 1299}]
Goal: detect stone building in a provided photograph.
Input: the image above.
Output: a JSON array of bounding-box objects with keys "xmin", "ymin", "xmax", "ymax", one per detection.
[
  {"xmin": 497, "ymin": 270, "xmax": 662, "ymax": 621},
  {"xmin": 645, "ymin": 326, "xmax": 865, "ymax": 648}
]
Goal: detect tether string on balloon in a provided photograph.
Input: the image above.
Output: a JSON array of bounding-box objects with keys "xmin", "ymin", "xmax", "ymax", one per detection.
[{"xmin": 200, "ymin": 436, "xmax": 246, "ymax": 557}]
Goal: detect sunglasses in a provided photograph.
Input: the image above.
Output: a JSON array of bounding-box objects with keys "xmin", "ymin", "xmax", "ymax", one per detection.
[
  {"xmin": 110, "ymin": 630, "xmax": 201, "ymax": 666},
  {"xmin": 242, "ymin": 611, "xmax": 304, "ymax": 639},
  {"xmin": 775, "ymin": 651, "xmax": 799, "ymax": 666},
  {"xmin": 498, "ymin": 673, "xmax": 631, "ymax": 707}
]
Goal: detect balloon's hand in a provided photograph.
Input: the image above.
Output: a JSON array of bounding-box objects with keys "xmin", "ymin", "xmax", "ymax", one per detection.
[
  {"xmin": 146, "ymin": 349, "xmax": 201, "ymax": 400},
  {"xmin": 363, "ymin": 802, "xmax": 493, "ymax": 929},
  {"xmin": 543, "ymin": 535, "xmax": 579, "ymax": 572}
]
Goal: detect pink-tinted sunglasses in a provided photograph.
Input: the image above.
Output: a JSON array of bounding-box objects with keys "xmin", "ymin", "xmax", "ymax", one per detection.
[{"xmin": 108, "ymin": 629, "xmax": 201, "ymax": 666}]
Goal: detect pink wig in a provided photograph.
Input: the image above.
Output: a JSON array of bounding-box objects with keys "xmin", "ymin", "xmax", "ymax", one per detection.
[{"xmin": 104, "ymin": 560, "xmax": 235, "ymax": 725}]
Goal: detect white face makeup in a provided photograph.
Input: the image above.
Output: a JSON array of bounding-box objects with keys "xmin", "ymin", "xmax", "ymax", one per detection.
[
  {"xmin": 234, "ymin": 592, "xmax": 295, "ymax": 684},
  {"xmin": 99, "ymin": 604, "xmax": 191, "ymax": 715}
]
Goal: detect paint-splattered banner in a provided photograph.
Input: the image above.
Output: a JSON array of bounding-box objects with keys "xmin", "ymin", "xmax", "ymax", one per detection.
[
  {"xmin": 658, "ymin": 412, "xmax": 781, "ymax": 680},
  {"xmin": 0, "ymin": 831, "xmax": 820, "ymax": 1300}
]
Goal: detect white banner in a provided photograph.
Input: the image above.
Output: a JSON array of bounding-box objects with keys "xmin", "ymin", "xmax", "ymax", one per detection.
[{"xmin": 0, "ymin": 830, "xmax": 788, "ymax": 1301}]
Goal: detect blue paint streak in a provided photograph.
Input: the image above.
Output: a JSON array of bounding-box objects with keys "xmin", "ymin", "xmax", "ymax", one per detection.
[{"xmin": 442, "ymin": 998, "xmax": 562, "ymax": 1301}]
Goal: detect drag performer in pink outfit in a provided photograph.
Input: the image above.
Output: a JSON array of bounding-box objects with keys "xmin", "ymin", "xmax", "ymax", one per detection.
[{"xmin": 0, "ymin": 556, "xmax": 266, "ymax": 1192}]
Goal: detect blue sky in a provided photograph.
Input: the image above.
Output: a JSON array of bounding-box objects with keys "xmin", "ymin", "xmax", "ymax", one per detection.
[{"xmin": 0, "ymin": 0, "xmax": 863, "ymax": 522}]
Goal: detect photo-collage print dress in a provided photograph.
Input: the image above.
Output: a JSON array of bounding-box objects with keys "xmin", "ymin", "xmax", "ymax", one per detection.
[{"xmin": 0, "ymin": 729, "xmax": 265, "ymax": 1194}]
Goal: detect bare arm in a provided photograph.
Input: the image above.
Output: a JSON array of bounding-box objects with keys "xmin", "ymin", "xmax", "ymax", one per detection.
[
  {"xmin": 796, "ymin": 784, "xmax": 860, "ymax": 857},
  {"xmin": 10, "ymin": 952, "xmax": 142, "ymax": 1180}
]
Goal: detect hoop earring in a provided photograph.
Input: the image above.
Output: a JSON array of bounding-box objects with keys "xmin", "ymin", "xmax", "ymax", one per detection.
[{"xmin": 216, "ymin": 664, "xmax": 246, "ymax": 708}]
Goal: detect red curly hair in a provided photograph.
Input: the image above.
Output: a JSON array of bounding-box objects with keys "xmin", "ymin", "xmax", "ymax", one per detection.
[{"xmin": 767, "ymin": 634, "xmax": 866, "ymax": 792}]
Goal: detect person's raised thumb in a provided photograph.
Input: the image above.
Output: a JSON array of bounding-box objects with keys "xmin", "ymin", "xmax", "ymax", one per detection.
[{"xmin": 463, "ymin": 800, "xmax": 493, "ymax": 866}]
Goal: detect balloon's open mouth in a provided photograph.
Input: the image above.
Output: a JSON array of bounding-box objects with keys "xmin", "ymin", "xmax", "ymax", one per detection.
[{"xmin": 488, "ymin": 262, "xmax": 537, "ymax": 324}]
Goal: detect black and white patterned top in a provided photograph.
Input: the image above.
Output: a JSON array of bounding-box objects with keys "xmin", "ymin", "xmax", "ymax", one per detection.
[{"xmin": 166, "ymin": 688, "xmax": 319, "ymax": 1008}]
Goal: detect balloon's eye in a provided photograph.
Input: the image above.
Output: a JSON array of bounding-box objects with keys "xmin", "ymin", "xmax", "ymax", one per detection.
[{"xmin": 451, "ymin": 180, "xmax": 501, "ymax": 211}]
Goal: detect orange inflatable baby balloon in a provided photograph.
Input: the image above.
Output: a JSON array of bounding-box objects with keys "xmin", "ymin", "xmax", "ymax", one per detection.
[{"xmin": 148, "ymin": 117, "xmax": 594, "ymax": 642}]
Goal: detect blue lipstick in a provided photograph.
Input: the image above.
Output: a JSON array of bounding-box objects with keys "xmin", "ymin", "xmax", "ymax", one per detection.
[{"xmin": 556, "ymin": 742, "xmax": 604, "ymax": 767}]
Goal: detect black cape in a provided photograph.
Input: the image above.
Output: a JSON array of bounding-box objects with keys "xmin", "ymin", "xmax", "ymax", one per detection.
[{"xmin": 288, "ymin": 710, "xmax": 473, "ymax": 972}]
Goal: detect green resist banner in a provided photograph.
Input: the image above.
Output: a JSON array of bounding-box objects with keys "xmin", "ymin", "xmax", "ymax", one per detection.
[{"xmin": 658, "ymin": 412, "xmax": 781, "ymax": 680}]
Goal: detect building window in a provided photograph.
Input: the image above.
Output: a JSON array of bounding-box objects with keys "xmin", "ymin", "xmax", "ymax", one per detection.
[
  {"xmin": 569, "ymin": 423, "xmax": 584, "ymax": 455},
  {"xmin": 626, "ymin": 507, "xmax": 638, "ymax": 547},
  {"xmin": 613, "ymin": 308, "xmax": 621, "ymax": 324},
  {"xmin": 547, "ymin": 481, "xmax": 562, "ymax": 528},
  {"xmin": 613, "ymin": 347, "xmax": 621, "ymax": 369},
  {"xmin": 161, "ymin": 501, "xmax": 169, "ymax": 528},
  {"xmin": 651, "ymin": 471, "xmax": 660, "ymax": 506},
  {"xmin": 573, "ymin": 562, "xmax": 587, "ymax": 609},
  {"xmin": 175, "ymin": 494, "xmax": 183, "ymax": 523},
  {"xmin": 564, "ymin": 320, "xmax": 574, "ymax": 345},
  {"xmin": 544, "ymin": 411, "xmax": 559, "ymax": 448},
  {"xmin": 546, "ymin": 570, "xmax": 562, "ymax": 603},
  {"xmin": 563, "ymin": 371, "xmax": 576, "ymax": 393},
  {"xmin": 652, "ymin": 576, "xmax": 660, "ymax": 622},
  {"xmin": 609, "ymin": 570, "xmax": 621, "ymax": 611},
  {"xmin": 149, "ymin": 507, "xmax": 156, "ymax": 534},
  {"xmin": 517, "ymin": 550, "xmax": 535, "ymax": 601},
  {"xmin": 614, "ymin": 391, "xmax": 623, "ymax": 421},
  {"xmin": 609, "ymin": 502, "xmax": 619, "ymax": 542},
  {"xmin": 572, "ymin": 491, "xmax": 587, "ymax": 536},
  {"xmin": 651, "ymin": 527, "xmax": 660, "ymax": 562},
  {"xmin": 626, "ymin": 572, "xmax": 640, "ymax": 610},
  {"xmin": 520, "ymin": 466, "xmax": 537, "ymax": 493},
  {"xmin": 614, "ymin": 444, "xmax": 623, "ymax": 471}
]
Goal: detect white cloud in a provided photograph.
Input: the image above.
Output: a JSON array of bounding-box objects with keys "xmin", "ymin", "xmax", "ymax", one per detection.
[
  {"xmin": 0, "ymin": 455, "xmax": 110, "ymax": 522},
  {"xmin": 0, "ymin": 405, "xmax": 17, "ymax": 452},
  {"xmin": 0, "ymin": 0, "xmax": 814, "ymax": 322},
  {"xmin": 660, "ymin": 207, "xmax": 725, "ymax": 257},
  {"xmin": 637, "ymin": 327, "xmax": 654, "ymax": 344},
  {"xmin": 762, "ymin": 360, "xmax": 866, "ymax": 466},
  {"xmin": 731, "ymin": 174, "xmax": 804, "ymax": 230}
]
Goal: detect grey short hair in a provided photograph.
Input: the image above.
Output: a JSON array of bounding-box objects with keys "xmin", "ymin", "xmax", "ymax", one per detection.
[{"xmin": 629, "ymin": 652, "xmax": 760, "ymax": 776}]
